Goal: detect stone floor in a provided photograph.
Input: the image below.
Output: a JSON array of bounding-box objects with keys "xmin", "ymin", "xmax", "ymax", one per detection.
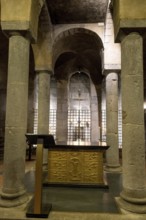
[{"xmin": 0, "ymin": 158, "xmax": 146, "ymax": 220}]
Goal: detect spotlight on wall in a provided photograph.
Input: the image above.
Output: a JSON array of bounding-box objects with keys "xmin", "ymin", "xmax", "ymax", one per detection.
[{"xmin": 77, "ymin": 66, "xmax": 82, "ymax": 74}]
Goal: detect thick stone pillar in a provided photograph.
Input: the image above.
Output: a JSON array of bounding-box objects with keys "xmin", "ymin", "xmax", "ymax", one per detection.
[
  {"xmin": 37, "ymin": 70, "xmax": 51, "ymax": 167},
  {"xmin": 105, "ymin": 72, "xmax": 121, "ymax": 172},
  {"xmin": 56, "ymin": 80, "xmax": 68, "ymax": 144},
  {"xmin": 117, "ymin": 32, "xmax": 146, "ymax": 213},
  {"xmin": 0, "ymin": 33, "xmax": 30, "ymax": 207}
]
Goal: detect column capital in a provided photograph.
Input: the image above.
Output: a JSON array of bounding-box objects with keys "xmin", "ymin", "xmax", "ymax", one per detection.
[
  {"xmin": 35, "ymin": 69, "xmax": 53, "ymax": 75},
  {"xmin": 106, "ymin": 72, "xmax": 118, "ymax": 81},
  {"xmin": 112, "ymin": 0, "xmax": 146, "ymax": 42},
  {"xmin": 0, "ymin": 0, "xmax": 44, "ymax": 43},
  {"xmin": 102, "ymin": 69, "xmax": 120, "ymax": 77},
  {"xmin": 121, "ymin": 31, "xmax": 142, "ymax": 43},
  {"xmin": 3, "ymin": 30, "xmax": 33, "ymax": 42},
  {"xmin": 119, "ymin": 31, "xmax": 144, "ymax": 44},
  {"xmin": 9, "ymin": 31, "xmax": 21, "ymax": 37}
]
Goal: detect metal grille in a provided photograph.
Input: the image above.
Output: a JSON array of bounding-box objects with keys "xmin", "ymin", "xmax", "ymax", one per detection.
[
  {"xmin": 33, "ymin": 108, "xmax": 122, "ymax": 147},
  {"xmin": 118, "ymin": 110, "xmax": 122, "ymax": 148},
  {"xmin": 68, "ymin": 109, "xmax": 90, "ymax": 144},
  {"xmin": 101, "ymin": 110, "xmax": 106, "ymax": 142},
  {"xmin": 49, "ymin": 109, "xmax": 56, "ymax": 139},
  {"xmin": 34, "ymin": 108, "xmax": 38, "ymax": 134}
]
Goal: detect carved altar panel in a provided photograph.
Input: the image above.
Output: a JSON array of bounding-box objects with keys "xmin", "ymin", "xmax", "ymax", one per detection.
[{"xmin": 48, "ymin": 150, "xmax": 104, "ymax": 185}]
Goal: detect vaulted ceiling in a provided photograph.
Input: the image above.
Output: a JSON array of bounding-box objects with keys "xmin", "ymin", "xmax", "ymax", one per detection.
[
  {"xmin": 46, "ymin": 0, "xmax": 109, "ymax": 24},
  {"xmin": 52, "ymin": 28, "xmax": 104, "ymax": 84},
  {"xmin": 45, "ymin": 1, "xmax": 109, "ymax": 84}
]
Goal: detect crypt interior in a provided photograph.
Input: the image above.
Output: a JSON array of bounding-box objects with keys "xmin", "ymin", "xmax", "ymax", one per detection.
[{"xmin": 0, "ymin": 0, "xmax": 146, "ymax": 219}]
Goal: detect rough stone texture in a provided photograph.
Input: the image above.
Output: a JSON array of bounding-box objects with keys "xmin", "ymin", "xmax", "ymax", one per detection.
[
  {"xmin": 119, "ymin": 32, "xmax": 146, "ymax": 213},
  {"xmin": 1, "ymin": 0, "xmax": 42, "ymax": 41},
  {"xmin": 37, "ymin": 70, "xmax": 51, "ymax": 165},
  {"xmin": 0, "ymin": 32, "xmax": 8, "ymax": 159},
  {"xmin": 0, "ymin": 34, "xmax": 30, "ymax": 207},
  {"xmin": 91, "ymin": 84, "xmax": 100, "ymax": 144},
  {"xmin": 0, "ymin": 82, "xmax": 7, "ymax": 159},
  {"xmin": 56, "ymin": 80, "xmax": 68, "ymax": 144},
  {"xmin": 1, "ymin": 0, "xmax": 32, "ymax": 21},
  {"xmin": 32, "ymin": 31, "xmax": 53, "ymax": 71},
  {"xmin": 37, "ymin": 71, "xmax": 50, "ymax": 133},
  {"xmin": 105, "ymin": 72, "xmax": 121, "ymax": 171},
  {"xmin": 27, "ymin": 75, "xmax": 35, "ymax": 134},
  {"xmin": 112, "ymin": 0, "xmax": 146, "ymax": 41}
]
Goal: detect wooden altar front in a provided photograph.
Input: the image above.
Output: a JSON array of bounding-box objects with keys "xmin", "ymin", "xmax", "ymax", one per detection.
[{"xmin": 47, "ymin": 145, "xmax": 109, "ymax": 187}]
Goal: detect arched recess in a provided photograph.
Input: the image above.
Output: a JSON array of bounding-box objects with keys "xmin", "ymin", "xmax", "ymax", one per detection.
[
  {"xmin": 52, "ymin": 28, "xmax": 104, "ymax": 85},
  {"xmin": 53, "ymin": 28, "xmax": 104, "ymax": 144},
  {"xmin": 68, "ymin": 71, "xmax": 91, "ymax": 145}
]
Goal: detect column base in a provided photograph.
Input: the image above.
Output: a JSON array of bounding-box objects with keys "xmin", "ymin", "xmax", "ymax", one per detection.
[
  {"xmin": 0, "ymin": 194, "xmax": 29, "ymax": 208},
  {"xmin": 116, "ymin": 197, "xmax": 146, "ymax": 214},
  {"xmin": 43, "ymin": 163, "xmax": 48, "ymax": 171},
  {"xmin": 42, "ymin": 169, "xmax": 48, "ymax": 183},
  {"xmin": 104, "ymin": 164, "xmax": 122, "ymax": 173}
]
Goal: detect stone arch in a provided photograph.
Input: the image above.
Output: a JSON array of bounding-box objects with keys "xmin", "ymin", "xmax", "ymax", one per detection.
[
  {"xmin": 54, "ymin": 28, "xmax": 103, "ymax": 46},
  {"xmin": 53, "ymin": 27, "xmax": 104, "ymax": 65},
  {"xmin": 53, "ymin": 27, "xmax": 104, "ymax": 85}
]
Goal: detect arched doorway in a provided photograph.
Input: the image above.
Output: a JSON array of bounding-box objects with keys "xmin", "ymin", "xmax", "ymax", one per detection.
[{"xmin": 53, "ymin": 28, "xmax": 104, "ymax": 145}]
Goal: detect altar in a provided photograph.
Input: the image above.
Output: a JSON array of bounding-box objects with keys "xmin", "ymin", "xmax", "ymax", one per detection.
[
  {"xmin": 25, "ymin": 134, "xmax": 109, "ymax": 217},
  {"xmin": 26, "ymin": 133, "xmax": 109, "ymax": 187},
  {"xmin": 47, "ymin": 144, "xmax": 109, "ymax": 187}
]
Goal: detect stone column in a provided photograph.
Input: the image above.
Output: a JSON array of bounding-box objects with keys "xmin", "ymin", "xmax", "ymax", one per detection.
[
  {"xmin": 96, "ymin": 85, "xmax": 102, "ymax": 142},
  {"xmin": 117, "ymin": 32, "xmax": 146, "ymax": 213},
  {"xmin": 0, "ymin": 32, "xmax": 30, "ymax": 207},
  {"xmin": 56, "ymin": 80, "xmax": 68, "ymax": 144},
  {"xmin": 105, "ymin": 72, "xmax": 121, "ymax": 172},
  {"xmin": 37, "ymin": 70, "xmax": 51, "ymax": 167},
  {"xmin": 91, "ymin": 84, "xmax": 99, "ymax": 144}
]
